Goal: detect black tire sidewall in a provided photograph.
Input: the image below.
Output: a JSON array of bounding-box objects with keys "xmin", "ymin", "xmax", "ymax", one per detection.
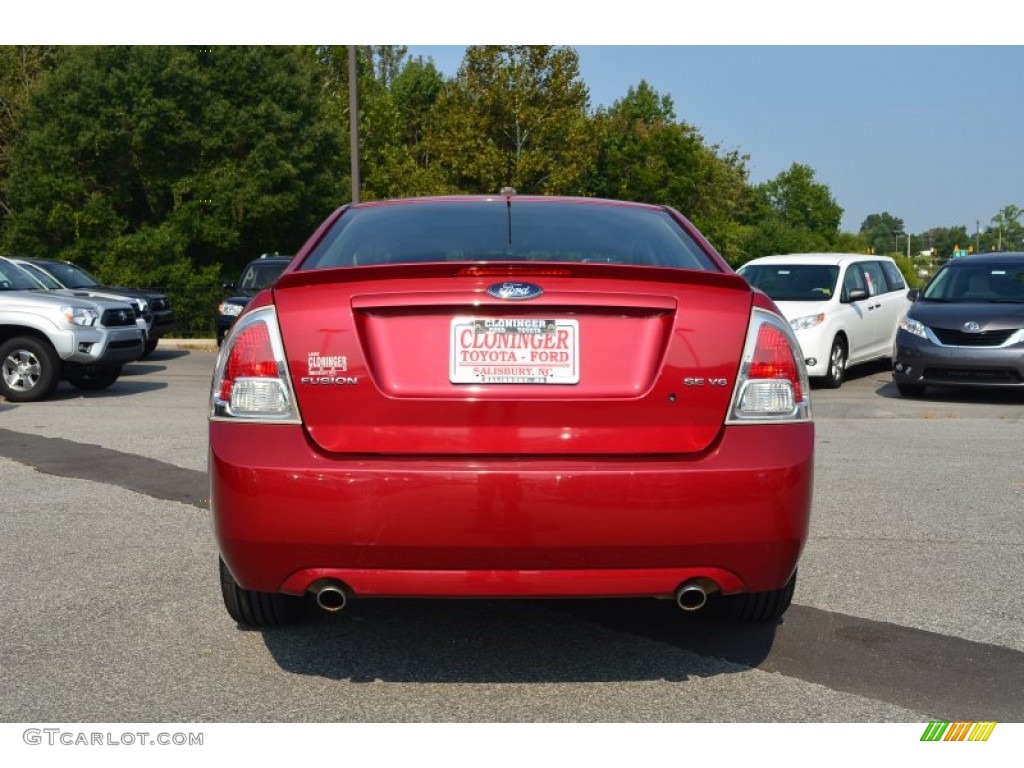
[
  {"xmin": 823, "ymin": 337, "xmax": 846, "ymax": 389},
  {"xmin": 66, "ymin": 364, "xmax": 122, "ymax": 391}
]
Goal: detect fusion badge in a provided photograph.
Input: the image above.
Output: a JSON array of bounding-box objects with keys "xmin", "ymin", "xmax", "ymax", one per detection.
[{"xmin": 301, "ymin": 351, "xmax": 358, "ymax": 386}]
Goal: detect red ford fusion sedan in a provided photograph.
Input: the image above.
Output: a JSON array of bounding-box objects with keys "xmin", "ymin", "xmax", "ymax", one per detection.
[{"xmin": 210, "ymin": 194, "xmax": 813, "ymax": 627}]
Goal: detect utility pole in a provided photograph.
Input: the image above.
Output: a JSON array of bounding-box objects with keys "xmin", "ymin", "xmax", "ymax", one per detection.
[{"xmin": 348, "ymin": 45, "xmax": 360, "ymax": 204}]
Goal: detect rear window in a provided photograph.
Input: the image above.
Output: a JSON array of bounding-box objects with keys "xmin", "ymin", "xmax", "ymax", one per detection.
[
  {"xmin": 300, "ymin": 200, "xmax": 717, "ymax": 271},
  {"xmin": 239, "ymin": 260, "xmax": 289, "ymax": 290}
]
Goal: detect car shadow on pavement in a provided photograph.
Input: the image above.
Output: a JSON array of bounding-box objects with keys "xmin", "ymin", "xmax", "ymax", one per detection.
[
  {"xmin": 49, "ymin": 380, "xmax": 169, "ymax": 399},
  {"xmin": 121, "ymin": 363, "xmax": 168, "ymax": 376},
  {"xmin": 808, "ymin": 358, "xmax": 890, "ymax": 390},
  {"xmin": 257, "ymin": 597, "xmax": 779, "ymax": 684},
  {"xmin": 143, "ymin": 348, "xmax": 192, "ymax": 361},
  {"xmin": 874, "ymin": 381, "xmax": 1024, "ymax": 404}
]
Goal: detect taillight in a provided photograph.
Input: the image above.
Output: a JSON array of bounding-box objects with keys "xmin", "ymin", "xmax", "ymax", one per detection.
[
  {"xmin": 210, "ymin": 307, "xmax": 299, "ymax": 422},
  {"xmin": 727, "ymin": 308, "xmax": 811, "ymax": 423}
]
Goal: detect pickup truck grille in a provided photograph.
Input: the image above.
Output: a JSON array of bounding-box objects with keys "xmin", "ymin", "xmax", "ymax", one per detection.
[{"xmin": 101, "ymin": 308, "xmax": 137, "ymax": 327}]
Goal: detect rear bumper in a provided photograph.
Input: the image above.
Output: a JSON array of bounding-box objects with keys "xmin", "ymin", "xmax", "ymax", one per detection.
[{"xmin": 211, "ymin": 422, "xmax": 814, "ymax": 597}]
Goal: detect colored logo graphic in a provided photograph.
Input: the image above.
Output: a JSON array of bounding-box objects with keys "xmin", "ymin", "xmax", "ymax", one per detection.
[{"xmin": 921, "ymin": 722, "xmax": 997, "ymax": 742}]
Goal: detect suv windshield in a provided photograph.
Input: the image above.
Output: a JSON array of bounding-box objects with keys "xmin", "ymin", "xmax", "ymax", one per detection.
[
  {"xmin": 38, "ymin": 261, "xmax": 100, "ymax": 289},
  {"xmin": 0, "ymin": 260, "xmax": 45, "ymax": 291},
  {"xmin": 738, "ymin": 264, "xmax": 840, "ymax": 301},
  {"xmin": 18, "ymin": 262, "xmax": 62, "ymax": 289},
  {"xmin": 301, "ymin": 200, "xmax": 716, "ymax": 271},
  {"xmin": 239, "ymin": 261, "xmax": 288, "ymax": 290},
  {"xmin": 923, "ymin": 264, "xmax": 1024, "ymax": 303}
]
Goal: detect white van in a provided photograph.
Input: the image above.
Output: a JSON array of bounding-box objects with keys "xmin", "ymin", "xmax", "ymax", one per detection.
[{"xmin": 737, "ymin": 253, "xmax": 912, "ymax": 388}]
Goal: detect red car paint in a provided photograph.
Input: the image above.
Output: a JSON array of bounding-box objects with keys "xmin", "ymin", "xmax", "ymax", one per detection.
[{"xmin": 210, "ymin": 196, "xmax": 813, "ymax": 616}]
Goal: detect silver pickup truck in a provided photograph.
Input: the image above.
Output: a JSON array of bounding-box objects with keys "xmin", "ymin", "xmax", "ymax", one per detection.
[{"xmin": 0, "ymin": 259, "xmax": 144, "ymax": 402}]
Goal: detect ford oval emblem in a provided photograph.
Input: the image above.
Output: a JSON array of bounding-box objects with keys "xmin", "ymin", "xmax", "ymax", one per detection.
[{"xmin": 487, "ymin": 281, "xmax": 544, "ymax": 301}]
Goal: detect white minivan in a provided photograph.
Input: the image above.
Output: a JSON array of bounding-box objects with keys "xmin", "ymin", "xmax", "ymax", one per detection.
[{"xmin": 737, "ymin": 253, "xmax": 912, "ymax": 388}]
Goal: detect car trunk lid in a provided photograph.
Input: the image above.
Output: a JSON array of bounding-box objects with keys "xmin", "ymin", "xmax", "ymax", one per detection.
[{"xmin": 274, "ymin": 263, "xmax": 753, "ymax": 455}]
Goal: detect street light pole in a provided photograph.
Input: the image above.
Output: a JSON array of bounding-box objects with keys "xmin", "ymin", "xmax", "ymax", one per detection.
[{"xmin": 348, "ymin": 45, "xmax": 360, "ymax": 204}]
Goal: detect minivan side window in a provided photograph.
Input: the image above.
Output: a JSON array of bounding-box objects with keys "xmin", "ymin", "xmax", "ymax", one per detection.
[
  {"xmin": 842, "ymin": 264, "xmax": 867, "ymax": 300},
  {"xmin": 880, "ymin": 260, "xmax": 907, "ymax": 291},
  {"xmin": 860, "ymin": 261, "xmax": 888, "ymax": 297}
]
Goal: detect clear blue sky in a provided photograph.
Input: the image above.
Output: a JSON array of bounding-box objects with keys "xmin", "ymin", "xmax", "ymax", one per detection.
[{"xmin": 407, "ymin": 45, "xmax": 1023, "ymax": 238}]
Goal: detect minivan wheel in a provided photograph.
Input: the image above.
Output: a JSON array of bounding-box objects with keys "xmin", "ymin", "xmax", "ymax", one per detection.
[
  {"xmin": 219, "ymin": 558, "xmax": 303, "ymax": 628},
  {"xmin": 0, "ymin": 336, "xmax": 60, "ymax": 402},
  {"xmin": 822, "ymin": 337, "xmax": 847, "ymax": 389},
  {"xmin": 710, "ymin": 571, "xmax": 797, "ymax": 623}
]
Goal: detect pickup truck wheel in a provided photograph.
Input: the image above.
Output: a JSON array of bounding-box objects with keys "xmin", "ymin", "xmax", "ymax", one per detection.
[
  {"xmin": 219, "ymin": 557, "xmax": 303, "ymax": 627},
  {"xmin": 0, "ymin": 336, "xmax": 60, "ymax": 402},
  {"xmin": 65, "ymin": 364, "xmax": 122, "ymax": 391},
  {"xmin": 710, "ymin": 570, "xmax": 797, "ymax": 623},
  {"xmin": 142, "ymin": 339, "xmax": 158, "ymax": 356}
]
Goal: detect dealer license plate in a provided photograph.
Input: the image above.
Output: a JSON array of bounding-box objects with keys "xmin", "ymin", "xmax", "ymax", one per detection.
[{"xmin": 449, "ymin": 317, "xmax": 580, "ymax": 384}]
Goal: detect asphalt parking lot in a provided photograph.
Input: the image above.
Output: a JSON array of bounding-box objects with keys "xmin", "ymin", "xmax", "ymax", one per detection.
[{"xmin": 1, "ymin": 346, "xmax": 1021, "ymax": 722}]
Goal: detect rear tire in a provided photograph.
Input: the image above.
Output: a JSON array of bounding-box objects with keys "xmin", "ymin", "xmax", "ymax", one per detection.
[
  {"xmin": 711, "ymin": 571, "xmax": 797, "ymax": 623},
  {"xmin": 896, "ymin": 382, "xmax": 926, "ymax": 397},
  {"xmin": 821, "ymin": 337, "xmax": 846, "ymax": 389},
  {"xmin": 219, "ymin": 557, "xmax": 302, "ymax": 627},
  {"xmin": 65, "ymin": 364, "xmax": 122, "ymax": 391},
  {"xmin": 0, "ymin": 336, "xmax": 60, "ymax": 402}
]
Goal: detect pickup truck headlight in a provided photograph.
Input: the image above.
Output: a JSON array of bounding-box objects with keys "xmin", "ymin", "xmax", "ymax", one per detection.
[
  {"xmin": 789, "ymin": 313, "xmax": 825, "ymax": 331},
  {"xmin": 218, "ymin": 302, "xmax": 244, "ymax": 317},
  {"xmin": 60, "ymin": 305, "xmax": 99, "ymax": 327},
  {"xmin": 899, "ymin": 317, "xmax": 928, "ymax": 339}
]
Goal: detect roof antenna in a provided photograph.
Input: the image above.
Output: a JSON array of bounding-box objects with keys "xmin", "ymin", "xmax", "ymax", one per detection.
[{"xmin": 501, "ymin": 187, "xmax": 515, "ymax": 245}]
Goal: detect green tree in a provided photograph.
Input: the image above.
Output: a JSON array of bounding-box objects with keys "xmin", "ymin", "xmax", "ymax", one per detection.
[
  {"xmin": 426, "ymin": 45, "xmax": 594, "ymax": 194},
  {"xmin": 589, "ymin": 81, "xmax": 756, "ymax": 263},
  {"xmin": 757, "ymin": 162, "xmax": 843, "ymax": 241},
  {"xmin": 990, "ymin": 204, "xmax": 1023, "ymax": 250},
  {"xmin": 2, "ymin": 46, "xmax": 344, "ymax": 333},
  {"xmin": 0, "ymin": 46, "xmax": 59, "ymax": 223},
  {"xmin": 919, "ymin": 225, "xmax": 970, "ymax": 261},
  {"xmin": 859, "ymin": 212, "xmax": 905, "ymax": 255},
  {"xmin": 360, "ymin": 53, "xmax": 451, "ymax": 198}
]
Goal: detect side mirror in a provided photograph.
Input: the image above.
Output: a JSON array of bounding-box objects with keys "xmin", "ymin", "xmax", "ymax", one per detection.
[
  {"xmin": 907, "ymin": 289, "xmax": 920, "ymax": 302},
  {"xmin": 221, "ymin": 281, "xmax": 235, "ymax": 291},
  {"xmin": 846, "ymin": 288, "xmax": 869, "ymax": 303}
]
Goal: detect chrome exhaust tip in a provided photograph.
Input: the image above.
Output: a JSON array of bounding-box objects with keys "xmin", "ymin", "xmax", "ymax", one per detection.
[
  {"xmin": 675, "ymin": 582, "xmax": 708, "ymax": 612},
  {"xmin": 315, "ymin": 584, "xmax": 349, "ymax": 613}
]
